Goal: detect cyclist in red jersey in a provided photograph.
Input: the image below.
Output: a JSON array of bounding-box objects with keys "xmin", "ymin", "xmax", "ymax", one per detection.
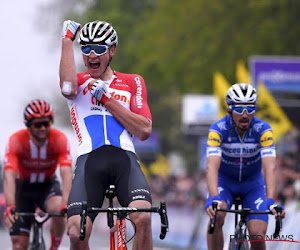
[
  {"xmin": 60, "ymin": 21, "xmax": 153, "ymax": 249},
  {"xmin": 4, "ymin": 99, "xmax": 73, "ymax": 250}
]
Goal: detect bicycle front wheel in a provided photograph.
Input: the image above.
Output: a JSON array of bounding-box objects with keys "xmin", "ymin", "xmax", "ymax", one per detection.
[
  {"xmin": 30, "ymin": 226, "xmax": 46, "ymax": 250},
  {"xmin": 228, "ymin": 225, "xmax": 249, "ymax": 250}
]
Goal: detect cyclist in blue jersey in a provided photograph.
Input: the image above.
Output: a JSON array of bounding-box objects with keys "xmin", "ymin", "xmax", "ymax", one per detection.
[{"xmin": 205, "ymin": 83, "xmax": 285, "ymax": 250}]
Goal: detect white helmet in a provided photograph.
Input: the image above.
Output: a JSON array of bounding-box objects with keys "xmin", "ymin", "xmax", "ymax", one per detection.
[
  {"xmin": 79, "ymin": 21, "xmax": 118, "ymax": 46},
  {"xmin": 226, "ymin": 83, "xmax": 257, "ymax": 105}
]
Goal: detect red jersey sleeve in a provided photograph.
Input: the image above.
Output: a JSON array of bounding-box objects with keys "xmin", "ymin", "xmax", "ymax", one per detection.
[
  {"xmin": 77, "ymin": 71, "xmax": 93, "ymax": 87},
  {"xmin": 56, "ymin": 131, "xmax": 72, "ymax": 168},
  {"xmin": 4, "ymin": 133, "xmax": 21, "ymax": 172},
  {"xmin": 129, "ymin": 74, "xmax": 152, "ymax": 121}
]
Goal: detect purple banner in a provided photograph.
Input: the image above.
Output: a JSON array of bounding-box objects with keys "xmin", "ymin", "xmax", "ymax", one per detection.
[{"xmin": 250, "ymin": 56, "xmax": 300, "ymax": 93}]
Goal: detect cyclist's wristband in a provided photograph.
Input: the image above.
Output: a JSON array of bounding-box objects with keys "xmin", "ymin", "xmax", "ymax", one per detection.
[
  {"xmin": 267, "ymin": 198, "xmax": 285, "ymax": 212},
  {"xmin": 5, "ymin": 204, "xmax": 16, "ymax": 219},
  {"xmin": 212, "ymin": 195, "xmax": 221, "ymax": 203},
  {"xmin": 60, "ymin": 205, "xmax": 68, "ymax": 214},
  {"xmin": 267, "ymin": 198, "xmax": 277, "ymax": 210},
  {"xmin": 205, "ymin": 195, "xmax": 221, "ymax": 210}
]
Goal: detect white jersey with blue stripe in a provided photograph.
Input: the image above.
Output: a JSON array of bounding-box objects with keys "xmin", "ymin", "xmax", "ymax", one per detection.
[
  {"xmin": 67, "ymin": 71, "xmax": 152, "ymax": 157},
  {"xmin": 206, "ymin": 115, "xmax": 276, "ymax": 182}
]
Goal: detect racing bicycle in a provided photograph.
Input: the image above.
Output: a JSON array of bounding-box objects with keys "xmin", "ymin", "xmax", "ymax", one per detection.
[
  {"xmin": 208, "ymin": 197, "xmax": 283, "ymax": 250},
  {"xmin": 79, "ymin": 185, "xmax": 169, "ymax": 250},
  {"xmin": 16, "ymin": 211, "xmax": 65, "ymax": 250}
]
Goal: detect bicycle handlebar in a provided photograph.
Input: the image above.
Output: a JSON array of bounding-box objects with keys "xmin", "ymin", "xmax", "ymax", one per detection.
[
  {"xmin": 16, "ymin": 211, "xmax": 64, "ymax": 224},
  {"xmin": 158, "ymin": 201, "xmax": 168, "ymax": 239},
  {"xmin": 79, "ymin": 201, "xmax": 169, "ymax": 240},
  {"xmin": 208, "ymin": 201, "xmax": 283, "ymax": 237},
  {"xmin": 208, "ymin": 201, "xmax": 218, "ymax": 234},
  {"xmin": 273, "ymin": 206, "xmax": 282, "ymax": 238}
]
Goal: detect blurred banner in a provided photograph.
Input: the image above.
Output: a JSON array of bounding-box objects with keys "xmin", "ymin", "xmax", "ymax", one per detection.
[
  {"xmin": 250, "ymin": 56, "xmax": 300, "ymax": 93},
  {"xmin": 213, "ymin": 61, "xmax": 293, "ymax": 143},
  {"xmin": 181, "ymin": 94, "xmax": 219, "ymax": 135}
]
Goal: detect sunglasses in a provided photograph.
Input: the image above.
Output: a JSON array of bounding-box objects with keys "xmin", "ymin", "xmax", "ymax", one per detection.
[
  {"xmin": 32, "ymin": 121, "xmax": 52, "ymax": 129},
  {"xmin": 81, "ymin": 45, "xmax": 109, "ymax": 56},
  {"xmin": 230, "ymin": 105, "xmax": 256, "ymax": 115}
]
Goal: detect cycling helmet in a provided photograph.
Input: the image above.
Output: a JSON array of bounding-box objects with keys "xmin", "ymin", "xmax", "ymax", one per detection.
[
  {"xmin": 226, "ymin": 83, "xmax": 257, "ymax": 105},
  {"xmin": 79, "ymin": 21, "xmax": 118, "ymax": 46},
  {"xmin": 24, "ymin": 99, "xmax": 54, "ymax": 127}
]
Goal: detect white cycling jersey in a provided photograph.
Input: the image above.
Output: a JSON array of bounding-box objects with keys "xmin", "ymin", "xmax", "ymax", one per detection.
[{"xmin": 67, "ymin": 71, "xmax": 152, "ymax": 156}]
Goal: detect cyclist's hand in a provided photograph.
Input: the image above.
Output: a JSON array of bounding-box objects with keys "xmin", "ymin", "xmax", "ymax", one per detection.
[
  {"xmin": 267, "ymin": 198, "xmax": 285, "ymax": 219},
  {"xmin": 61, "ymin": 20, "xmax": 81, "ymax": 41},
  {"xmin": 205, "ymin": 195, "xmax": 222, "ymax": 219},
  {"xmin": 90, "ymin": 80, "xmax": 111, "ymax": 105},
  {"xmin": 60, "ymin": 205, "xmax": 68, "ymax": 216},
  {"xmin": 4, "ymin": 205, "xmax": 16, "ymax": 228}
]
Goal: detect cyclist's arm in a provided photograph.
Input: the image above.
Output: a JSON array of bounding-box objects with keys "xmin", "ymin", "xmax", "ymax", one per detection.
[
  {"xmin": 262, "ymin": 156, "xmax": 286, "ymax": 218},
  {"xmin": 262, "ymin": 156, "xmax": 276, "ymax": 201},
  {"xmin": 3, "ymin": 170, "xmax": 17, "ymax": 206},
  {"xmin": 59, "ymin": 38, "xmax": 78, "ymax": 99},
  {"xmin": 206, "ymin": 155, "xmax": 221, "ymax": 199},
  {"xmin": 105, "ymin": 98, "xmax": 152, "ymax": 141},
  {"xmin": 59, "ymin": 166, "xmax": 73, "ymax": 206}
]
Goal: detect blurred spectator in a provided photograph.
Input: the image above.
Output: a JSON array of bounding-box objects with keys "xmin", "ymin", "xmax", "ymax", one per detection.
[{"xmin": 276, "ymin": 127, "xmax": 300, "ymax": 206}]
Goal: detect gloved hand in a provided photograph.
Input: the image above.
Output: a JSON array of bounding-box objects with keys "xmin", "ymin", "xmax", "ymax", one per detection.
[
  {"xmin": 61, "ymin": 20, "xmax": 81, "ymax": 41},
  {"xmin": 91, "ymin": 80, "xmax": 111, "ymax": 105},
  {"xmin": 267, "ymin": 198, "xmax": 285, "ymax": 219},
  {"xmin": 4, "ymin": 204, "xmax": 16, "ymax": 228},
  {"xmin": 205, "ymin": 195, "xmax": 222, "ymax": 219},
  {"xmin": 60, "ymin": 205, "xmax": 68, "ymax": 215}
]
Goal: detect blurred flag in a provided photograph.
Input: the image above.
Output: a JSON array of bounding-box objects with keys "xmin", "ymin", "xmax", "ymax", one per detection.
[
  {"xmin": 213, "ymin": 72, "xmax": 230, "ymax": 119},
  {"xmin": 236, "ymin": 61, "xmax": 292, "ymax": 143},
  {"xmin": 236, "ymin": 60, "xmax": 251, "ymax": 83}
]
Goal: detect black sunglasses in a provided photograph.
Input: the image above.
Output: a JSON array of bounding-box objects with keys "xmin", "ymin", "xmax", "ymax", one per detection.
[{"xmin": 32, "ymin": 121, "xmax": 52, "ymax": 129}]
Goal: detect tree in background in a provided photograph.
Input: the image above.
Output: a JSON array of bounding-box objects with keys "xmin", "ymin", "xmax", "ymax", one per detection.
[{"xmin": 44, "ymin": 0, "xmax": 300, "ymax": 171}]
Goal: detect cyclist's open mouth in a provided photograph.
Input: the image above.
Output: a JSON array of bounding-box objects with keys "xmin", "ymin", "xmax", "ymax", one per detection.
[
  {"xmin": 239, "ymin": 119, "xmax": 249, "ymax": 127},
  {"xmin": 89, "ymin": 62, "xmax": 100, "ymax": 69}
]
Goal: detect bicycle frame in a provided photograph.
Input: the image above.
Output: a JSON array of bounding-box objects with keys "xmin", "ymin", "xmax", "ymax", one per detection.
[{"xmin": 110, "ymin": 212, "xmax": 127, "ymax": 250}]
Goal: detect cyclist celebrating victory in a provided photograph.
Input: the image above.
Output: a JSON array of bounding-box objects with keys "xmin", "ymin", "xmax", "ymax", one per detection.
[
  {"xmin": 4, "ymin": 99, "xmax": 73, "ymax": 250},
  {"xmin": 60, "ymin": 20, "xmax": 153, "ymax": 249},
  {"xmin": 205, "ymin": 83, "xmax": 285, "ymax": 250}
]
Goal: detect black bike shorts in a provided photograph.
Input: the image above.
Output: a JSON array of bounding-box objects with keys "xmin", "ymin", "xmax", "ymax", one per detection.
[
  {"xmin": 10, "ymin": 177, "xmax": 62, "ymax": 236},
  {"xmin": 67, "ymin": 145, "xmax": 152, "ymax": 222}
]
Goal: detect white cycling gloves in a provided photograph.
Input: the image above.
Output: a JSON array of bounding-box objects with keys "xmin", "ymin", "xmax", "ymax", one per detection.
[
  {"xmin": 91, "ymin": 80, "xmax": 111, "ymax": 105},
  {"xmin": 61, "ymin": 20, "xmax": 81, "ymax": 41}
]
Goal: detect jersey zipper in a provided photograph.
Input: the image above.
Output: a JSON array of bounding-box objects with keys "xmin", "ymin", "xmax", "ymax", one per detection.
[
  {"xmin": 239, "ymin": 142, "xmax": 243, "ymax": 182},
  {"xmin": 238, "ymin": 132, "xmax": 246, "ymax": 182}
]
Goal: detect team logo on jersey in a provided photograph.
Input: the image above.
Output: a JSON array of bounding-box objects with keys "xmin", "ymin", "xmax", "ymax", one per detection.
[
  {"xmin": 70, "ymin": 104, "xmax": 83, "ymax": 145},
  {"xmin": 134, "ymin": 76, "xmax": 143, "ymax": 109},
  {"xmin": 207, "ymin": 131, "xmax": 221, "ymax": 146},
  {"xmin": 217, "ymin": 121, "xmax": 227, "ymax": 131},
  {"xmin": 253, "ymin": 122, "xmax": 263, "ymax": 132},
  {"xmin": 260, "ymin": 130, "xmax": 274, "ymax": 147}
]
